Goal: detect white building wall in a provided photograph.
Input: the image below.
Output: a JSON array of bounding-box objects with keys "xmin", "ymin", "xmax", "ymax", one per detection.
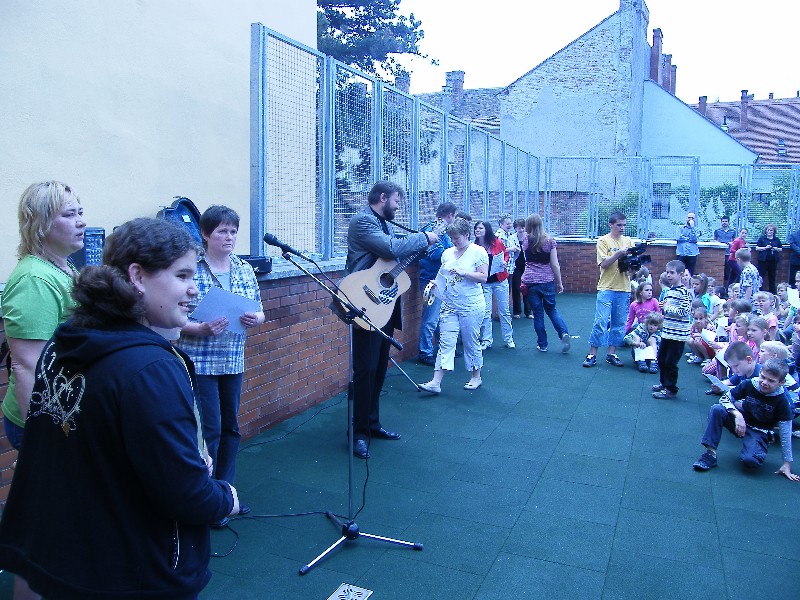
[
  {"xmin": 499, "ymin": 0, "xmax": 650, "ymax": 159},
  {"xmin": 0, "ymin": 0, "xmax": 316, "ymax": 280},
  {"xmin": 641, "ymin": 81, "xmax": 757, "ymax": 164}
]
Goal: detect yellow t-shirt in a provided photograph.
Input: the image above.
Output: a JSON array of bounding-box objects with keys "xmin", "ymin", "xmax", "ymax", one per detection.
[{"xmin": 596, "ymin": 234, "xmax": 635, "ymax": 291}]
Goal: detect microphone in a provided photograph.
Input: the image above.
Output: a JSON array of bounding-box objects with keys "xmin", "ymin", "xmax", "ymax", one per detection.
[{"xmin": 263, "ymin": 233, "xmax": 309, "ymax": 259}]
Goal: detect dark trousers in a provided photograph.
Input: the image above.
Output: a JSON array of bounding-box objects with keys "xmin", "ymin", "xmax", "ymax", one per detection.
[
  {"xmin": 724, "ymin": 258, "xmax": 741, "ymax": 288},
  {"xmin": 758, "ymin": 261, "xmax": 778, "ymax": 294},
  {"xmin": 196, "ymin": 373, "xmax": 244, "ymax": 484},
  {"xmin": 511, "ymin": 253, "xmax": 527, "ymax": 316},
  {"xmin": 701, "ymin": 404, "xmax": 770, "ymax": 468},
  {"xmin": 677, "ymin": 255, "xmax": 697, "ymax": 275},
  {"xmin": 352, "ymin": 324, "xmax": 392, "ymax": 440},
  {"xmin": 658, "ymin": 338, "xmax": 684, "ymax": 393}
]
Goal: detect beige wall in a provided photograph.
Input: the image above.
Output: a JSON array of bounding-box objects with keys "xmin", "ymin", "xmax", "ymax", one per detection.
[{"xmin": 0, "ymin": 0, "xmax": 317, "ymax": 281}]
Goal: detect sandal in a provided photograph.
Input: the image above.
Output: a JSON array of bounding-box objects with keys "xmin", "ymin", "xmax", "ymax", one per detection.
[
  {"xmin": 463, "ymin": 379, "xmax": 482, "ymax": 390},
  {"xmin": 418, "ymin": 381, "xmax": 441, "ymax": 394}
]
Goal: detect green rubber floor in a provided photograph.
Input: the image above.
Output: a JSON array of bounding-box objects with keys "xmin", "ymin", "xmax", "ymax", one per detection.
[{"xmin": 203, "ymin": 293, "xmax": 800, "ymax": 600}]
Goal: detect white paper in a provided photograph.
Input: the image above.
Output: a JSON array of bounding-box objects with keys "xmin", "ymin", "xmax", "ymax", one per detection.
[
  {"xmin": 488, "ymin": 251, "xmax": 505, "ymax": 276},
  {"xmin": 700, "ymin": 329, "xmax": 715, "ymax": 343},
  {"xmin": 189, "ymin": 286, "xmax": 260, "ymax": 334},
  {"xmin": 705, "ymin": 373, "xmax": 730, "ymax": 392},
  {"xmin": 634, "ymin": 346, "xmax": 656, "ymax": 361},
  {"xmin": 788, "ymin": 288, "xmax": 800, "ymax": 309}
]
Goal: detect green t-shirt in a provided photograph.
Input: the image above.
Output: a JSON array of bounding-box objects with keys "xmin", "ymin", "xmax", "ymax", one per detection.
[{"xmin": 2, "ymin": 255, "xmax": 77, "ymax": 427}]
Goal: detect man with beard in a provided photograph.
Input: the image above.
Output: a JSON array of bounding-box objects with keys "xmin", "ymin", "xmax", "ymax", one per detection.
[{"xmin": 345, "ymin": 181, "xmax": 438, "ymax": 459}]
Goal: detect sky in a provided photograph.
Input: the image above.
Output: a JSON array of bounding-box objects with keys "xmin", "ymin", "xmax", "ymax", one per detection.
[{"xmin": 395, "ymin": 0, "xmax": 798, "ymax": 105}]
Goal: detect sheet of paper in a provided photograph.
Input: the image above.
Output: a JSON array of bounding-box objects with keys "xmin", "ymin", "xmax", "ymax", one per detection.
[
  {"xmin": 715, "ymin": 352, "xmax": 729, "ymax": 369},
  {"xmin": 700, "ymin": 329, "xmax": 715, "ymax": 343},
  {"xmin": 788, "ymin": 287, "xmax": 800, "ymax": 309},
  {"xmin": 634, "ymin": 346, "xmax": 656, "ymax": 361},
  {"xmin": 190, "ymin": 286, "xmax": 260, "ymax": 334},
  {"xmin": 488, "ymin": 251, "xmax": 506, "ymax": 276},
  {"xmin": 705, "ymin": 373, "xmax": 730, "ymax": 392}
]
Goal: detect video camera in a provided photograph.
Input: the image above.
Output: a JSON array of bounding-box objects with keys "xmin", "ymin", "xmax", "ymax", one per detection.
[{"xmin": 618, "ymin": 240, "xmax": 652, "ymax": 272}]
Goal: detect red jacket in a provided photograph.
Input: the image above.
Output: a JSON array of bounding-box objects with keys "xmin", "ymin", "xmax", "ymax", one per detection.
[{"xmin": 485, "ymin": 239, "xmax": 509, "ymax": 283}]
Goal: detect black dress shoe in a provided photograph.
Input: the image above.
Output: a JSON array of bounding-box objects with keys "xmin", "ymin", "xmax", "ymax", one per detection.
[
  {"xmin": 211, "ymin": 517, "xmax": 230, "ymax": 529},
  {"xmin": 353, "ymin": 439, "xmax": 370, "ymax": 459},
  {"xmin": 370, "ymin": 427, "xmax": 401, "ymax": 440}
]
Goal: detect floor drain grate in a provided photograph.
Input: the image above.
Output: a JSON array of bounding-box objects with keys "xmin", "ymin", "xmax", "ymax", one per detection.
[{"xmin": 326, "ymin": 582, "xmax": 373, "ymax": 600}]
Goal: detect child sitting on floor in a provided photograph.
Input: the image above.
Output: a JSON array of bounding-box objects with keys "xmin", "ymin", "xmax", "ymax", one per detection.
[
  {"xmin": 746, "ymin": 315, "xmax": 771, "ymax": 360},
  {"xmin": 692, "ymin": 358, "xmax": 798, "ymax": 481},
  {"xmin": 625, "ymin": 282, "xmax": 661, "ymax": 335},
  {"xmin": 752, "ymin": 291, "xmax": 779, "ymax": 340},
  {"xmin": 629, "ymin": 311, "xmax": 663, "ymax": 373},
  {"xmin": 687, "ymin": 306, "xmax": 715, "ymax": 365}
]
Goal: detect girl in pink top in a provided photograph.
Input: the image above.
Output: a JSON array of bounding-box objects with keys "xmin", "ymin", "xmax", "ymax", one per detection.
[{"xmin": 625, "ymin": 283, "xmax": 661, "ymax": 333}]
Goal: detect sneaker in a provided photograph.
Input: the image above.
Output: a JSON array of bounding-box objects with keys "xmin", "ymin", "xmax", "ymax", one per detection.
[
  {"xmin": 582, "ymin": 354, "xmax": 597, "ymax": 367},
  {"xmin": 561, "ymin": 333, "xmax": 571, "ymax": 353},
  {"xmin": 526, "ymin": 315, "xmax": 534, "ymax": 319},
  {"xmin": 692, "ymin": 451, "xmax": 718, "ymax": 471},
  {"xmin": 537, "ymin": 345, "xmax": 548, "ymax": 352},
  {"xmin": 648, "ymin": 363, "xmax": 659, "ymax": 374},
  {"xmin": 688, "ymin": 356, "xmax": 703, "ymax": 365},
  {"xmin": 505, "ymin": 341, "xmax": 516, "ymax": 349},
  {"xmin": 653, "ymin": 389, "xmax": 677, "ymax": 399},
  {"xmin": 792, "ymin": 431, "xmax": 800, "ymax": 439},
  {"xmin": 637, "ymin": 360, "xmax": 648, "ymax": 373},
  {"xmin": 651, "ymin": 383, "xmax": 665, "ymax": 392},
  {"xmin": 606, "ymin": 354, "xmax": 624, "ymax": 367}
]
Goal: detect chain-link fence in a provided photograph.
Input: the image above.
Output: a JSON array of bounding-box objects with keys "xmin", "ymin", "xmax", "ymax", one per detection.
[
  {"xmin": 251, "ymin": 24, "xmax": 539, "ymax": 260},
  {"xmin": 251, "ymin": 24, "xmax": 800, "ymax": 262}
]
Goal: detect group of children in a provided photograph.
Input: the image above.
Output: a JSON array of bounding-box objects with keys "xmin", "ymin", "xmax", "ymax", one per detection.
[{"xmin": 620, "ymin": 253, "xmax": 800, "ymax": 481}]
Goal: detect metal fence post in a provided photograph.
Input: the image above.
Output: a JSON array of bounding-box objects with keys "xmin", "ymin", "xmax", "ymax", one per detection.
[
  {"xmin": 249, "ymin": 23, "xmax": 267, "ymax": 256},
  {"xmin": 320, "ymin": 55, "xmax": 336, "ymax": 259}
]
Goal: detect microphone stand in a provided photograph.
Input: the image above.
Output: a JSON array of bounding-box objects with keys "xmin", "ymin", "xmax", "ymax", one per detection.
[{"xmin": 278, "ymin": 252, "xmax": 423, "ymax": 575}]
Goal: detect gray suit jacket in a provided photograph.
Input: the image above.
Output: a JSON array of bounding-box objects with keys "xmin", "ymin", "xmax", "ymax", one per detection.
[{"xmin": 345, "ymin": 207, "xmax": 429, "ymax": 274}]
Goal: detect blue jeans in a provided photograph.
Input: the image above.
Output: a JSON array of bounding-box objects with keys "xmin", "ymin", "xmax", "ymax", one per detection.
[
  {"xmin": 701, "ymin": 404, "xmax": 770, "ymax": 468},
  {"xmin": 588, "ymin": 290, "xmax": 630, "ymax": 349},
  {"xmin": 3, "ymin": 416, "xmax": 24, "ymax": 450},
  {"xmin": 481, "ymin": 280, "xmax": 513, "ymax": 346},
  {"xmin": 418, "ymin": 280, "xmax": 442, "ymax": 358},
  {"xmin": 524, "ymin": 280, "xmax": 568, "ymax": 349},
  {"xmin": 196, "ymin": 373, "xmax": 244, "ymax": 484}
]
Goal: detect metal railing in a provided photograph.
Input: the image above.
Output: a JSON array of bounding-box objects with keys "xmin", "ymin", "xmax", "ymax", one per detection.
[{"xmin": 250, "ymin": 24, "xmax": 800, "ymax": 262}]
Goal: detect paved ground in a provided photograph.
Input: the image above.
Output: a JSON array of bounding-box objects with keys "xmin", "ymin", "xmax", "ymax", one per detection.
[{"xmin": 203, "ymin": 293, "xmax": 800, "ymax": 599}]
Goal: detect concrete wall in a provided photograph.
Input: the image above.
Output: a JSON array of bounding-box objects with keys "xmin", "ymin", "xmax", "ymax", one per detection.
[
  {"xmin": 499, "ymin": 0, "xmax": 650, "ymax": 158},
  {"xmin": 641, "ymin": 81, "xmax": 758, "ymax": 164},
  {"xmin": 0, "ymin": 0, "xmax": 317, "ymax": 281}
]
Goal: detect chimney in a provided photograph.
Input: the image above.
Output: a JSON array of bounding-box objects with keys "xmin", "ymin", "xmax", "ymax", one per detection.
[
  {"xmin": 441, "ymin": 85, "xmax": 453, "ymax": 114},
  {"xmin": 662, "ymin": 54, "xmax": 672, "ymax": 92},
  {"xmin": 650, "ymin": 28, "xmax": 663, "ymax": 82},
  {"xmin": 698, "ymin": 96, "xmax": 707, "ymax": 116},
  {"xmin": 394, "ymin": 73, "xmax": 410, "ymax": 94},
  {"xmin": 740, "ymin": 89, "xmax": 753, "ymax": 131},
  {"xmin": 445, "ymin": 70, "xmax": 465, "ymax": 107},
  {"xmin": 721, "ymin": 116, "xmax": 729, "ymax": 132},
  {"xmin": 769, "ymin": 92, "xmax": 774, "ymax": 100},
  {"xmin": 670, "ymin": 64, "xmax": 677, "ymax": 95}
]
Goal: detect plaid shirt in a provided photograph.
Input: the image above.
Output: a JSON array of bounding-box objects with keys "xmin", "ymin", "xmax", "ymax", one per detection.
[{"xmin": 175, "ymin": 253, "xmax": 262, "ymax": 375}]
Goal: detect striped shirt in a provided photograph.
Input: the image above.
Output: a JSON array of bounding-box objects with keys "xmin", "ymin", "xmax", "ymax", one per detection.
[{"xmin": 661, "ymin": 285, "xmax": 692, "ymax": 341}]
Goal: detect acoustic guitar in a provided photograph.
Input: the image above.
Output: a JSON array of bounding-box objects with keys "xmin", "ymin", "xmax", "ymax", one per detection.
[{"xmin": 337, "ymin": 219, "xmax": 448, "ymax": 330}]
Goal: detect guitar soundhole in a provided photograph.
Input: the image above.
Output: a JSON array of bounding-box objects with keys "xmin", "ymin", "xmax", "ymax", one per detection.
[{"xmin": 379, "ymin": 273, "xmax": 395, "ymax": 288}]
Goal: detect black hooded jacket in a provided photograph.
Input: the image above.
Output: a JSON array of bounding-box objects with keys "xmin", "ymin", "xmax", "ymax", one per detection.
[{"xmin": 0, "ymin": 321, "xmax": 234, "ymax": 599}]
